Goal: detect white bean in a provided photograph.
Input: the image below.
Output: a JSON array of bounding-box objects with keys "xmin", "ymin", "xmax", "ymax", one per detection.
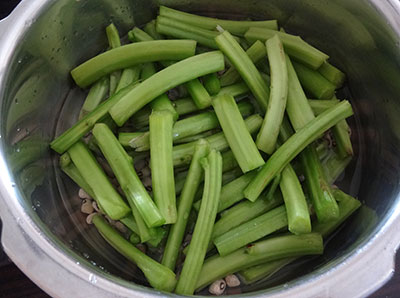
[
  {"xmin": 81, "ymin": 199, "xmax": 94, "ymax": 214},
  {"xmin": 225, "ymin": 274, "xmax": 240, "ymax": 287},
  {"xmin": 78, "ymin": 188, "xmax": 91, "ymax": 200},
  {"xmin": 86, "ymin": 212, "xmax": 97, "ymax": 224},
  {"xmin": 209, "ymin": 279, "xmax": 226, "ymax": 296}
]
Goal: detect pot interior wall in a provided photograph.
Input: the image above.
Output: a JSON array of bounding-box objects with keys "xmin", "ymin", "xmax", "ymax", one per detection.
[{"xmin": 1, "ymin": 0, "xmax": 400, "ymax": 295}]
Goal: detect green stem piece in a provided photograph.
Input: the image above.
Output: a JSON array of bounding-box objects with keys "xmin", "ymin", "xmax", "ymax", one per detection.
[
  {"xmin": 279, "ymin": 164, "xmax": 311, "ymax": 234},
  {"xmin": 159, "ymin": 6, "xmax": 278, "ymax": 36},
  {"xmin": 50, "ymin": 82, "xmax": 139, "ymax": 154},
  {"xmin": 162, "ymin": 139, "xmax": 210, "ymax": 271},
  {"xmin": 332, "ymin": 119, "xmax": 353, "ymax": 158},
  {"xmin": 79, "ymin": 76, "xmax": 109, "ymax": 119},
  {"xmin": 244, "ymin": 27, "xmax": 329, "ymax": 70},
  {"xmin": 115, "ymin": 66, "xmax": 141, "ymax": 93},
  {"xmin": 220, "ymin": 40, "xmax": 267, "ymax": 87},
  {"xmin": 244, "ymin": 100, "xmax": 353, "ymax": 201},
  {"xmin": 67, "ymin": 141, "xmax": 130, "ymax": 220},
  {"xmin": 59, "ymin": 153, "xmax": 95, "ymax": 198},
  {"xmin": 92, "ymin": 123, "xmax": 164, "ymax": 227},
  {"xmin": 150, "ymin": 110, "xmax": 176, "ymax": 224},
  {"xmin": 318, "ymin": 61, "xmax": 346, "ymax": 88},
  {"xmin": 118, "ymin": 132, "xmax": 144, "ymax": 147},
  {"xmin": 292, "ymin": 61, "xmax": 336, "ymax": 99},
  {"xmin": 323, "ymin": 151, "xmax": 353, "ymax": 185},
  {"xmin": 173, "ymin": 114, "xmax": 263, "ymax": 167},
  {"xmin": 213, "ymin": 205, "xmax": 288, "ymax": 256},
  {"xmin": 196, "ymin": 233, "xmax": 323, "ymax": 290},
  {"xmin": 92, "ymin": 215, "xmax": 176, "ymax": 292},
  {"xmin": 308, "ymin": 99, "xmax": 340, "ymax": 115},
  {"xmin": 175, "ymin": 150, "xmax": 222, "ymax": 295},
  {"xmin": 144, "ymin": 20, "xmax": 164, "ymax": 40},
  {"xmin": 202, "ymin": 73, "xmax": 221, "ymax": 95},
  {"xmin": 109, "ymin": 51, "xmax": 225, "ymax": 126},
  {"xmin": 128, "ymin": 27, "xmax": 153, "ymax": 42},
  {"xmin": 71, "ymin": 40, "xmax": 196, "ymax": 88},
  {"xmin": 256, "ymin": 35, "xmax": 288, "ymax": 154},
  {"xmin": 106, "ymin": 23, "xmax": 121, "ymax": 49},
  {"xmin": 213, "ymin": 94, "xmax": 264, "ymax": 172},
  {"xmin": 185, "ymin": 78, "xmax": 212, "ymax": 109},
  {"xmin": 216, "ymin": 30, "xmax": 269, "ymax": 112}
]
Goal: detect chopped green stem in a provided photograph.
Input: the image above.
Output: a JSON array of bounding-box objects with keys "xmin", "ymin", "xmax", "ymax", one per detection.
[
  {"xmin": 185, "ymin": 78, "xmax": 212, "ymax": 109},
  {"xmin": 59, "ymin": 153, "xmax": 95, "ymax": 198},
  {"xmin": 79, "ymin": 76, "xmax": 109, "ymax": 119},
  {"xmin": 109, "ymin": 51, "xmax": 225, "ymax": 126},
  {"xmin": 213, "ymin": 190, "xmax": 283, "ymax": 240},
  {"xmin": 174, "ymin": 82, "xmax": 250, "ymax": 115},
  {"xmin": 109, "ymin": 71, "xmax": 121, "ymax": 97},
  {"xmin": 173, "ymin": 131, "xmax": 216, "ymax": 144},
  {"xmin": 71, "ymin": 40, "xmax": 196, "ymax": 88},
  {"xmin": 279, "ymin": 164, "xmax": 311, "ymax": 234},
  {"xmin": 106, "ymin": 23, "xmax": 121, "ymax": 49},
  {"xmin": 323, "ymin": 151, "xmax": 352, "ymax": 184},
  {"xmin": 196, "ymin": 233, "xmax": 323, "ymax": 290},
  {"xmin": 313, "ymin": 189, "xmax": 361, "ymax": 236},
  {"xmin": 220, "ymin": 40, "xmax": 266, "ymax": 87},
  {"xmin": 140, "ymin": 62, "xmax": 179, "ymax": 122},
  {"xmin": 308, "ymin": 99, "xmax": 340, "ymax": 115},
  {"xmin": 50, "ymin": 82, "xmax": 139, "ymax": 154},
  {"xmin": 332, "ymin": 119, "xmax": 353, "ymax": 158},
  {"xmin": 159, "ymin": 6, "xmax": 278, "ymax": 36},
  {"xmin": 173, "ymin": 114, "xmax": 263, "ymax": 167},
  {"xmin": 213, "ymin": 94, "xmax": 264, "ymax": 172},
  {"xmin": 175, "ymin": 150, "xmax": 222, "ymax": 295},
  {"xmin": 144, "ymin": 20, "xmax": 164, "ymax": 40},
  {"xmin": 301, "ymin": 146, "xmax": 339, "ymax": 223},
  {"xmin": 292, "ymin": 61, "xmax": 336, "ymax": 99},
  {"xmin": 257, "ymin": 35, "xmax": 288, "ymax": 154},
  {"xmin": 202, "ymin": 73, "xmax": 221, "ymax": 95},
  {"xmin": 156, "ymin": 16, "xmax": 222, "ymax": 49},
  {"xmin": 118, "ymin": 132, "xmax": 144, "ymax": 147},
  {"xmin": 214, "ymin": 205, "xmax": 288, "ymax": 256},
  {"xmin": 239, "ymin": 258, "xmax": 297, "ymax": 284},
  {"xmin": 129, "ymin": 101, "xmax": 253, "ymax": 151},
  {"xmin": 120, "ymin": 215, "xmax": 139, "ymax": 235},
  {"xmin": 216, "ymin": 30, "xmax": 269, "ymax": 112},
  {"xmin": 92, "ymin": 215, "xmax": 176, "ymax": 292},
  {"xmin": 115, "ymin": 66, "xmax": 141, "ymax": 92},
  {"xmin": 151, "ymin": 94, "xmax": 179, "ymax": 121},
  {"xmin": 244, "ymin": 100, "xmax": 353, "ymax": 201},
  {"xmin": 92, "ymin": 123, "xmax": 164, "ymax": 227},
  {"xmin": 216, "ymin": 171, "xmax": 258, "ymax": 212},
  {"xmin": 128, "ymin": 27, "xmax": 153, "ymax": 42},
  {"xmin": 245, "ymin": 27, "xmax": 329, "ymax": 70},
  {"xmin": 67, "ymin": 141, "xmax": 130, "ymax": 220},
  {"xmin": 318, "ymin": 61, "xmax": 346, "ymax": 88},
  {"xmin": 239, "ymin": 191, "xmax": 360, "ymax": 284},
  {"xmin": 150, "ymin": 110, "xmax": 176, "ymax": 224},
  {"xmin": 162, "ymin": 140, "xmax": 210, "ymax": 271},
  {"xmin": 129, "ymin": 233, "xmax": 141, "ymax": 245}
]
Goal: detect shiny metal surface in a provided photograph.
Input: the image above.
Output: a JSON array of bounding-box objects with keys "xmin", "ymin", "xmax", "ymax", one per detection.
[{"xmin": 1, "ymin": 0, "xmax": 400, "ymax": 297}]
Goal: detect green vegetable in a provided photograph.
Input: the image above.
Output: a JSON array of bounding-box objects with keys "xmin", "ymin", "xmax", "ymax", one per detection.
[
  {"xmin": 202, "ymin": 73, "xmax": 221, "ymax": 95},
  {"xmin": 159, "ymin": 6, "xmax": 278, "ymax": 36},
  {"xmin": 67, "ymin": 141, "xmax": 130, "ymax": 220},
  {"xmin": 308, "ymin": 99, "xmax": 340, "ymax": 115},
  {"xmin": 115, "ymin": 66, "xmax": 141, "ymax": 92},
  {"xmin": 279, "ymin": 164, "xmax": 311, "ymax": 234},
  {"xmin": 220, "ymin": 40, "xmax": 267, "ymax": 87},
  {"xmin": 196, "ymin": 233, "xmax": 323, "ymax": 290},
  {"xmin": 213, "ymin": 94, "xmax": 264, "ymax": 172},
  {"xmin": 172, "ymin": 114, "xmax": 263, "ymax": 167},
  {"xmin": 128, "ymin": 27, "xmax": 153, "ymax": 42},
  {"xmin": 92, "ymin": 123, "xmax": 164, "ymax": 227},
  {"xmin": 318, "ymin": 61, "xmax": 346, "ymax": 88},
  {"xmin": 149, "ymin": 110, "xmax": 177, "ymax": 224},
  {"xmin": 244, "ymin": 27, "xmax": 329, "ymax": 69},
  {"xmin": 71, "ymin": 40, "xmax": 197, "ymax": 88},
  {"xmin": 244, "ymin": 100, "xmax": 353, "ymax": 201},
  {"xmin": 162, "ymin": 139, "xmax": 210, "ymax": 271},
  {"xmin": 109, "ymin": 51, "xmax": 225, "ymax": 126},
  {"xmin": 185, "ymin": 78, "xmax": 212, "ymax": 109},
  {"xmin": 213, "ymin": 205, "xmax": 288, "ymax": 256},
  {"xmin": 175, "ymin": 150, "xmax": 222, "ymax": 295},
  {"xmin": 79, "ymin": 76, "xmax": 109, "ymax": 119},
  {"xmin": 92, "ymin": 215, "xmax": 176, "ymax": 292},
  {"xmin": 292, "ymin": 61, "xmax": 336, "ymax": 99},
  {"xmin": 216, "ymin": 30, "xmax": 269, "ymax": 112},
  {"xmin": 144, "ymin": 20, "xmax": 164, "ymax": 40},
  {"xmin": 256, "ymin": 35, "xmax": 288, "ymax": 154}
]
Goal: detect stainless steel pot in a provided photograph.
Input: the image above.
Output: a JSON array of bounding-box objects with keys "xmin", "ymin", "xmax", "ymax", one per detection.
[{"xmin": 1, "ymin": 0, "xmax": 400, "ymax": 297}]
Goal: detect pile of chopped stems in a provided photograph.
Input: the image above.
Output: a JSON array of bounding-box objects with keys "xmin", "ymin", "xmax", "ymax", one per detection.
[{"xmin": 51, "ymin": 6, "xmax": 359, "ymax": 296}]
